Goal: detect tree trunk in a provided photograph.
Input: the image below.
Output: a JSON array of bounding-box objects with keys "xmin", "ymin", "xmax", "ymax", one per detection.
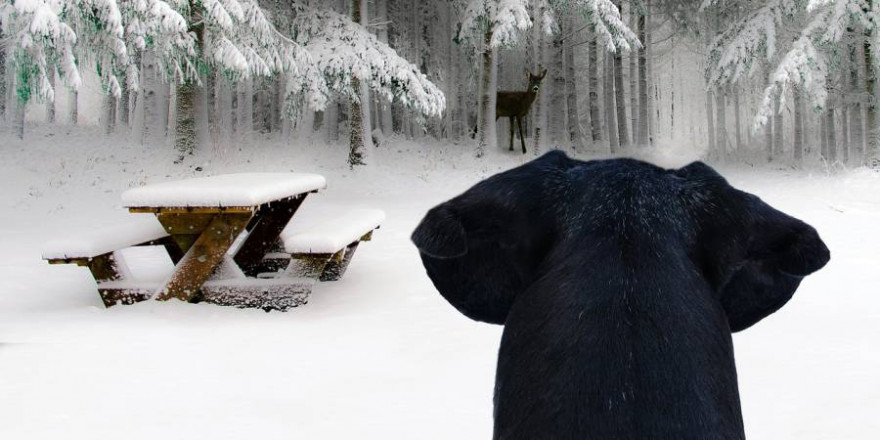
[
  {"xmin": 551, "ymin": 35, "xmax": 566, "ymax": 146},
  {"xmin": 216, "ymin": 76, "xmax": 234, "ymax": 150},
  {"xmin": 612, "ymin": 32, "xmax": 629, "ymax": 148},
  {"xmin": 864, "ymin": 24, "xmax": 879, "ymax": 167},
  {"xmin": 141, "ymin": 52, "xmax": 157, "ymax": 143},
  {"xmin": 716, "ymin": 91, "xmax": 727, "ymax": 157},
  {"xmin": 850, "ymin": 41, "xmax": 865, "ymax": 162},
  {"xmin": 842, "ymin": 99, "xmax": 850, "ymax": 164},
  {"xmin": 733, "ymin": 88, "xmax": 742, "ymax": 151},
  {"xmin": 564, "ymin": 17, "xmax": 584, "ymax": 152},
  {"xmin": 46, "ymin": 67, "xmax": 56, "ymax": 123},
  {"xmin": 70, "ymin": 90, "xmax": 79, "ymax": 126},
  {"xmin": 628, "ymin": 2, "xmax": 637, "ymax": 141},
  {"xmin": 103, "ymin": 93, "xmax": 116, "ymax": 135},
  {"xmin": 13, "ymin": 92, "xmax": 24, "ymax": 140},
  {"xmin": 613, "ymin": 52, "xmax": 629, "ymax": 148},
  {"xmin": 119, "ymin": 79, "xmax": 130, "ymax": 128},
  {"xmin": 820, "ymin": 111, "xmax": 829, "ymax": 160},
  {"xmin": 532, "ymin": 2, "xmax": 549, "ymax": 154},
  {"xmin": 588, "ymin": 36, "xmax": 601, "ymax": 142},
  {"xmin": 175, "ymin": 79, "xmax": 196, "ymax": 157},
  {"xmin": 349, "ymin": 79, "xmax": 367, "ymax": 167},
  {"xmin": 706, "ymin": 90, "xmax": 715, "ymax": 155},
  {"xmin": 0, "ymin": 33, "xmax": 5, "ymax": 123},
  {"xmin": 793, "ymin": 85, "xmax": 804, "ymax": 163},
  {"xmin": 348, "ymin": 0, "xmax": 373, "ymax": 167},
  {"xmin": 636, "ymin": 13, "xmax": 649, "ymax": 146},
  {"xmin": 237, "ymin": 78, "xmax": 253, "ymax": 142},
  {"xmin": 476, "ymin": 29, "xmax": 498, "ymax": 157},
  {"xmin": 773, "ymin": 97, "xmax": 783, "ymax": 158},
  {"xmin": 605, "ymin": 50, "xmax": 619, "ymax": 153},
  {"xmin": 175, "ymin": 0, "xmax": 203, "ymax": 158},
  {"xmin": 645, "ymin": 4, "xmax": 654, "ymax": 145},
  {"xmin": 826, "ymin": 105, "xmax": 837, "ymax": 163}
]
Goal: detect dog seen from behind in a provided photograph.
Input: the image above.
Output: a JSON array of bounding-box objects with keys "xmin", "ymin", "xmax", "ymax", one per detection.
[{"xmin": 412, "ymin": 151, "xmax": 830, "ymax": 440}]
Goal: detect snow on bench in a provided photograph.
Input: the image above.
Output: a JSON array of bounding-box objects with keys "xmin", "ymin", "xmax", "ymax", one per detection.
[
  {"xmin": 121, "ymin": 173, "xmax": 326, "ymax": 209},
  {"xmin": 283, "ymin": 209, "xmax": 385, "ymax": 254},
  {"xmin": 41, "ymin": 215, "xmax": 175, "ymax": 307},
  {"xmin": 41, "ymin": 215, "xmax": 169, "ymax": 261},
  {"xmin": 278, "ymin": 209, "xmax": 385, "ymax": 281}
]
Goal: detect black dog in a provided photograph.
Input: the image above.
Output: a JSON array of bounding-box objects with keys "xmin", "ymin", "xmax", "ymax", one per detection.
[{"xmin": 412, "ymin": 151, "xmax": 829, "ymax": 440}]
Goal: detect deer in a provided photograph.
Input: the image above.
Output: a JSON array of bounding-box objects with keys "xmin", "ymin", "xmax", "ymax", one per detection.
[{"xmin": 497, "ymin": 69, "xmax": 547, "ymax": 154}]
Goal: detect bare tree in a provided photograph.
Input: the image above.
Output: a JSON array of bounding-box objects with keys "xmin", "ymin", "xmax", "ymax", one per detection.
[
  {"xmin": 588, "ymin": 33, "xmax": 601, "ymax": 142},
  {"xmin": 605, "ymin": 50, "xmax": 619, "ymax": 153},
  {"xmin": 791, "ymin": 85, "xmax": 803, "ymax": 162},
  {"xmin": 636, "ymin": 8, "xmax": 649, "ymax": 146}
]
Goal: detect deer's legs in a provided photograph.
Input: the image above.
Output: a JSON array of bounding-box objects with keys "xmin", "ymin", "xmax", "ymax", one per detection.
[
  {"xmin": 517, "ymin": 117, "xmax": 527, "ymax": 154},
  {"xmin": 509, "ymin": 117, "xmax": 515, "ymax": 151}
]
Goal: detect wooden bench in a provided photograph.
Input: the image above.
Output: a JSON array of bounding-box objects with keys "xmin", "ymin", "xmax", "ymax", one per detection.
[
  {"xmin": 274, "ymin": 209, "xmax": 385, "ymax": 281},
  {"xmin": 41, "ymin": 216, "xmax": 181, "ymax": 307}
]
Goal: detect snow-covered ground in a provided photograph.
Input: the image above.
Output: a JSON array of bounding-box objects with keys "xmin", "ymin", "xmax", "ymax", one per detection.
[{"xmin": 1, "ymin": 126, "xmax": 878, "ymax": 439}]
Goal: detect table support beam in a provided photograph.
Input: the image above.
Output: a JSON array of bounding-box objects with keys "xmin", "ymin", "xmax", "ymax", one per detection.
[
  {"xmin": 155, "ymin": 213, "xmax": 252, "ymax": 302},
  {"xmin": 234, "ymin": 196, "xmax": 305, "ymax": 277}
]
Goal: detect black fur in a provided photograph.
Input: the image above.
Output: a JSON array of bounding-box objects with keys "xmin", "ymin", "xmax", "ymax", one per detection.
[{"xmin": 411, "ymin": 151, "xmax": 829, "ymax": 440}]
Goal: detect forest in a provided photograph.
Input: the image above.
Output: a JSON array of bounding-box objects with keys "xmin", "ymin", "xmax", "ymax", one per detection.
[{"xmin": 2, "ymin": 0, "xmax": 880, "ymax": 169}]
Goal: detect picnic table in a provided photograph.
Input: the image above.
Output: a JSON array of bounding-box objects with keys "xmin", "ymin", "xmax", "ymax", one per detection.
[{"xmin": 42, "ymin": 172, "xmax": 384, "ymax": 311}]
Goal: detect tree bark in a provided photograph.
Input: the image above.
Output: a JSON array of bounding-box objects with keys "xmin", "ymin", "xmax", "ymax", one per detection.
[
  {"xmin": 103, "ymin": 93, "xmax": 117, "ymax": 135},
  {"xmin": 46, "ymin": 67, "xmax": 56, "ymax": 123},
  {"xmin": 820, "ymin": 110, "xmax": 829, "ymax": 160},
  {"xmin": 551, "ymin": 35, "xmax": 566, "ymax": 146},
  {"xmin": 842, "ymin": 97, "xmax": 850, "ymax": 164},
  {"xmin": 588, "ymin": 35, "xmax": 601, "ymax": 142},
  {"xmin": 850, "ymin": 41, "xmax": 865, "ymax": 162},
  {"xmin": 564, "ymin": 16, "xmax": 584, "ymax": 151},
  {"xmin": 175, "ymin": 0, "xmax": 203, "ymax": 158},
  {"xmin": 773, "ymin": 96, "xmax": 783, "ymax": 158},
  {"xmin": 613, "ymin": 50, "xmax": 629, "ymax": 148},
  {"xmin": 628, "ymin": 2, "xmax": 637, "ymax": 141},
  {"xmin": 13, "ymin": 91, "xmax": 24, "ymax": 140},
  {"xmin": 532, "ymin": 1, "xmax": 549, "ymax": 154},
  {"xmin": 237, "ymin": 78, "xmax": 253, "ymax": 142},
  {"xmin": 716, "ymin": 90, "xmax": 727, "ymax": 157},
  {"xmin": 605, "ymin": 50, "xmax": 619, "ymax": 153},
  {"xmin": 793, "ymin": 85, "xmax": 804, "ymax": 163},
  {"xmin": 0, "ymin": 33, "xmax": 5, "ymax": 122},
  {"xmin": 119, "ymin": 78, "xmax": 130, "ymax": 128},
  {"xmin": 348, "ymin": 0, "xmax": 373, "ymax": 167},
  {"xmin": 612, "ymin": 5, "xmax": 629, "ymax": 150},
  {"xmin": 70, "ymin": 90, "xmax": 78, "ymax": 126},
  {"xmin": 476, "ymin": 29, "xmax": 498, "ymax": 157},
  {"xmin": 864, "ymin": 22, "xmax": 879, "ymax": 167},
  {"xmin": 826, "ymin": 104, "xmax": 837, "ymax": 163},
  {"xmin": 636, "ymin": 13, "xmax": 649, "ymax": 146},
  {"xmin": 733, "ymin": 87, "xmax": 742, "ymax": 151},
  {"xmin": 706, "ymin": 90, "xmax": 715, "ymax": 155}
]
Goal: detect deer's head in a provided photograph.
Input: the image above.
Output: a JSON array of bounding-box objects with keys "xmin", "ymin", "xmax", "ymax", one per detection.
[{"xmin": 527, "ymin": 69, "xmax": 548, "ymax": 94}]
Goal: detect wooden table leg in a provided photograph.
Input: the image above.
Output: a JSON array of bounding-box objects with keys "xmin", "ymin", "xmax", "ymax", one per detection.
[
  {"xmin": 155, "ymin": 213, "xmax": 252, "ymax": 302},
  {"xmin": 234, "ymin": 195, "xmax": 306, "ymax": 276}
]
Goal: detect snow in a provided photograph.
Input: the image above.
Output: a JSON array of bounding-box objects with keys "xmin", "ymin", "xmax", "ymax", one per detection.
[
  {"xmin": 40, "ymin": 214, "xmax": 169, "ymax": 260},
  {"xmin": 121, "ymin": 172, "xmax": 327, "ymax": 208},
  {"xmin": 1, "ymin": 127, "xmax": 879, "ymax": 439},
  {"xmin": 283, "ymin": 208, "xmax": 385, "ymax": 254}
]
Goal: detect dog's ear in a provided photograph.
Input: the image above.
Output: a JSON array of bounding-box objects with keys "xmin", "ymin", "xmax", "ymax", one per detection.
[
  {"xmin": 743, "ymin": 195, "xmax": 830, "ymax": 277},
  {"xmin": 720, "ymin": 194, "xmax": 830, "ymax": 331},
  {"xmin": 411, "ymin": 204, "xmax": 467, "ymax": 259},
  {"xmin": 412, "ymin": 154, "xmax": 569, "ymax": 325}
]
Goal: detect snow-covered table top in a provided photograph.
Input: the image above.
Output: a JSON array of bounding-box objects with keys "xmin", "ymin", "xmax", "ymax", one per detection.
[
  {"xmin": 122, "ymin": 173, "xmax": 326, "ymax": 208},
  {"xmin": 283, "ymin": 209, "xmax": 385, "ymax": 254}
]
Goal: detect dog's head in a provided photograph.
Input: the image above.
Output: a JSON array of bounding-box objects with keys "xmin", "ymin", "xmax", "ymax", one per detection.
[{"xmin": 412, "ymin": 152, "xmax": 829, "ymax": 330}]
